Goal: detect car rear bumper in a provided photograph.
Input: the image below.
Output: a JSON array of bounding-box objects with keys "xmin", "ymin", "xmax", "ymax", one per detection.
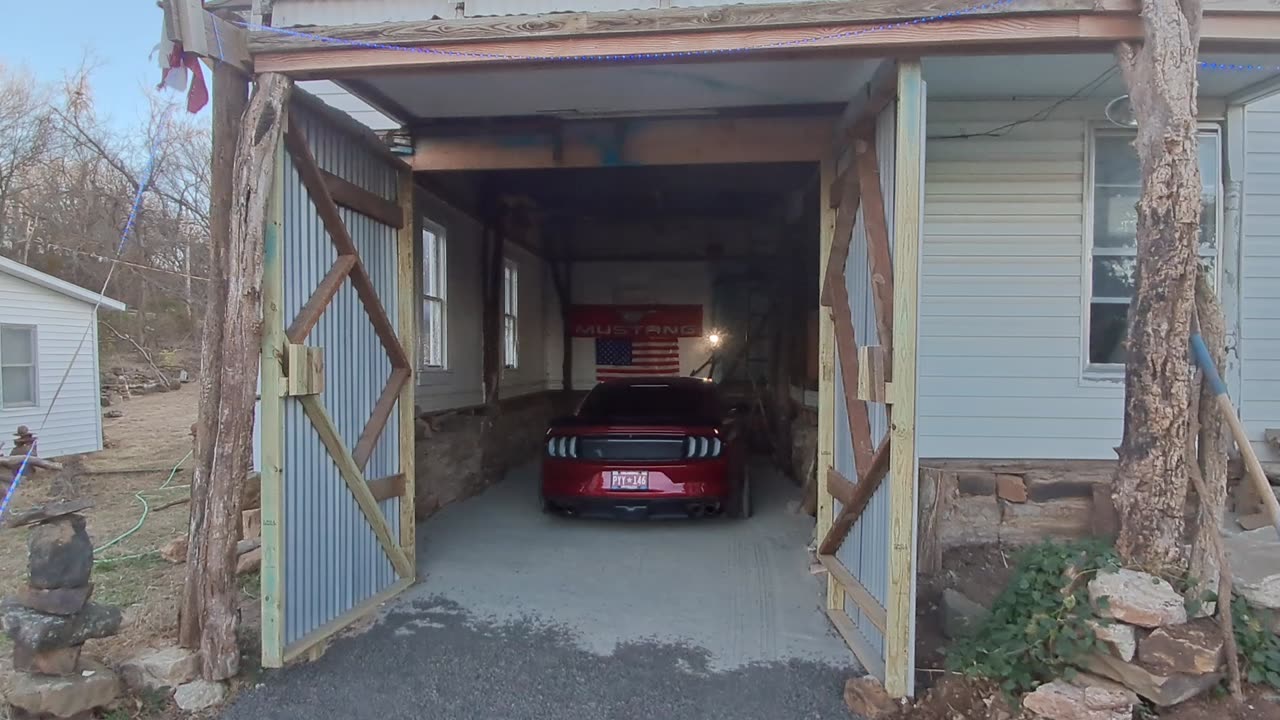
[{"xmin": 541, "ymin": 458, "xmax": 731, "ymax": 519}]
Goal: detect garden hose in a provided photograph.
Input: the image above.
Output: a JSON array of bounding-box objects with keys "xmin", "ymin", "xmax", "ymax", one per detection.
[{"xmin": 92, "ymin": 450, "xmax": 192, "ymax": 562}]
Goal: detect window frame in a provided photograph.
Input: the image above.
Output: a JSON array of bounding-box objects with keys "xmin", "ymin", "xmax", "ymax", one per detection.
[
  {"xmin": 420, "ymin": 222, "xmax": 447, "ymax": 373},
  {"xmin": 1081, "ymin": 123, "xmax": 1224, "ymax": 380},
  {"xmin": 0, "ymin": 324, "xmax": 39, "ymax": 408},
  {"xmin": 502, "ymin": 259, "xmax": 519, "ymax": 370}
]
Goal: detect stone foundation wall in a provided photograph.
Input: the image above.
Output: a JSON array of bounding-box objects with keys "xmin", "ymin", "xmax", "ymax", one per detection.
[
  {"xmin": 918, "ymin": 460, "xmax": 1119, "ymax": 574},
  {"xmin": 413, "ymin": 391, "xmax": 568, "ymax": 519}
]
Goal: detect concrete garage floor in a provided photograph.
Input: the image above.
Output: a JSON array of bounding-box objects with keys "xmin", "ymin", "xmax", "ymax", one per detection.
[{"xmin": 223, "ymin": 462, "xmax": 859, "ymax": 720}]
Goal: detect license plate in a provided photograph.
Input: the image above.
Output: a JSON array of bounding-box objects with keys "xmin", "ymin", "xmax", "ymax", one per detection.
[{"xmin": 608, "ymin": 470, "xmax": 649, "ymax": 491}]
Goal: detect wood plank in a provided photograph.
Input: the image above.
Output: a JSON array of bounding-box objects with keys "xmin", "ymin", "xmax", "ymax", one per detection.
[
  {"xmin": 819, "ymin": 554, "xmax": 888, "ymax": 634},
  {"xmin": 352, "ymin": 368, "xmax": 412, "ymax": 471},
  {"xmin": 285, "ymin": 255, "xmax": 357, "ymax": 344},
  {"xmin": 831, "ymin": 284, "xmax": 876, "ymax": 474},
  {"xmin": 396, "ymin": 167, "xmax": 417, "ymax": 566},
  {"xmin": 885, "ymin": 59, "xmax": 925, "ymax": 700},
  {"xmin": 258, "ymin": 129, "xmax": 288, "ymax": 669},
  {"xmin": 816, "ymin": 157, "xmax": 841, "ymax": 615},
  {"xmin": 170, "ymin": 0, "xmax": 252, "ymax": 72},
  {"xmin": 411, "ymin": 116, "xmax": 831, "ymax": 171},
  {"xmin": 247, "ymin": 0, "xmax": 1280, "ymax": 54},
  {"xmin": 857, "ymin": 345, "xmax": 889, "ymax": 403},
  {"xmin": 298, "ymin": 395, "xmax": 413, "ymax": 579},
  {"xmin": 367, "ymin": 473, "xmax": 406, "ymax": 502},
  {"xmin": 253, "ymin": 16, "xmax": 1117, "ymax": 77},
  {"xmin": 834, "ymin": 60, "xmax": 899, "ymax": 154},
  {"xmin": 855, "ymin": 135, "xmax": 896, "ymax": 358},
  {"xmin": 819, "ymin": 439, "xmax": 891, "ymax": 555},
  {"xmin": 820, "ymin": 164, "xmax": 859, "ymax": 307},
  {"xmin": 350, "ymin": 263, "xmax": 413, "ymax": 371},
  {"xmin": 826, "ymin": 606, "xmax": 887, "ymax": 681},
  {"xmin": 322, "ymin": 169, "xmax": 404, "ymax": 229},
  {"xmin": 285, "ymin": 344, "xmax": 325, "ymax": 396},
  {"xmin": 827, "ymin": 467, "xmax": 858, "ymax": 507},
  {"xmin": 281, "ymin": 577, "xmax": 412, "ymax": 665}
]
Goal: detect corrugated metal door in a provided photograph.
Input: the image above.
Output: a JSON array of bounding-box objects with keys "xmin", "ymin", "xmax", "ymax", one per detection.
[
  {"xmin": 259, "ymin": 95, "xmax": 417, "ymax": 667},
  {"xmin": 816, "ymin": 61, "xmax": 926, "ymax": 698}
]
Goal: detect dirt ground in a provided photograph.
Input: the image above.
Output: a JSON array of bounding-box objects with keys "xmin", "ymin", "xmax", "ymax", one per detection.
[{"xmin": 0, "ymin": 385, "xmax": 209, "ymax": 714}]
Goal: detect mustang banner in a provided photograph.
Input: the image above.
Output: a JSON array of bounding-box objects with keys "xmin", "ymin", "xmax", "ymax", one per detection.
[{"xmin": 568, "ymin": 305, "xmax": 704, "ymax": 338}]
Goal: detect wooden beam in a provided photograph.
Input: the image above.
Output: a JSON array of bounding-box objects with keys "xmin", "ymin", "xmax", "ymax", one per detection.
[
  {"xmin": 258, "ymin": 111, "xmax": 288, "ymax": 670},
  {"xmin": 411, "ymin": 115, "xmax": 831, "ymax": 171},
  {"xmin": 818, "ymin": 554, "xmax": 888, "ymax": 634},
  {"xmin": 854, "ymin": 135, "xmax": 895, "ymax": 357},
  {"xmin": 819, "ymin": 443, "xmax": 890, "ymax": 555},
  {"xmin": 170, "ymin": 0, "xmax": 252, "ymax": 72},
  {"xmin": 367, "ymin": 473, "xmax": 406, "ymax": 502},
  {"xmin": 857, "ymin": 345, "xmax": 889, "ymax": 403},
  {"xmin": 827, "ymin": 466, "xmax": 858, "ymax": 507},
  {"xmin": 885, "ymin": 59, "xmax": 925, "ymax": 700},
  {"xmin": 820, "ymin": 167, "xmax": 859, "ymax": 306},
  {"xmin": 247, "ymin": 0, "xmax": 1280, "ymax": 54},
  {"xmin": 299, "ymin": 394, "xmax": 414, "ymax": 579},
  {"xmin": 284, "ymin": 344, "xmax": 325, "ymax": 396},
  {"xmin": 285, "ymin": 255, "xmax": 356, "ymax": 344},
  {"xmin": 281, "ymin": 577, "xmax": 412, "ymax": 665},
  {"xmin": 321, "ymin": 169, "xmax": 404, "ymax": 229},
  {"xmin": 833, "ymin": 60, "xmax": 899, "ymax": 162},
  {"xmin": 832, "ymin": 284, "xmax": 876, "ymax": 475},
  {"xmin": 826, "ymin": 606, "xmax": 887, "ymax": 681},
  {"xmin": 352, "ymin": 368, "xmax": 412, "ymax": 471},
  {"xmin": 816, "ymin": 157, "xmax": 841, "ymax": 615},
  {"xmin": 396, "ymin": 167, "xmax": 418, "ymax": 568}
]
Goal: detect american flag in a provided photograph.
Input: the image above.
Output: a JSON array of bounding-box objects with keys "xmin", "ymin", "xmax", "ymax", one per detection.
[{"xmin": 595, "ymin": 338, "xmax": 681, "ymax": 380}]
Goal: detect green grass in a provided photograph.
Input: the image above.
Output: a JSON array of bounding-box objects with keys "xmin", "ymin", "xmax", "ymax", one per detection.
[{"xmin": 93, "ymin": 553, "xmax": 166, "ymax": 607}]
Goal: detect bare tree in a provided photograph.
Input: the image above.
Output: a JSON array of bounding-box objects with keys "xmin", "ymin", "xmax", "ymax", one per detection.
[
  {"xmin": 0, "ymin": 65, "xmax": 56, "ymax": 254},
  {"xmin": 1112, "ymin": 0, "xmax": 1204, "ymax": 572}
]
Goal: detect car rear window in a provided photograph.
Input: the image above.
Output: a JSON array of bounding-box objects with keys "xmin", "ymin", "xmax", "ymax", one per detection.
[{"xmin": 578, "ymin": 383, "xmax": 721, "ymax": 424}]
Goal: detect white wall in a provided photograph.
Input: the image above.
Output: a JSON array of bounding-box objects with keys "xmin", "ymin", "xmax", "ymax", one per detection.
[
  {"xmin": 1243, "ymin": 93, "xmax": 1280, "ymax": 461},
  {"xmin": 0, "ymin": 274, "xmax": 104, "ymax": 457},
  {"xmin": 918, "ymin": 100, "xmax": 1126, "ymax": 459},
  {"xmin": 566, "ymin": 261, "xmax": 715, "ymax": 390},
  {"xmin": 413, "ymin": 191, "xmax": 554, "ymax": 412}
]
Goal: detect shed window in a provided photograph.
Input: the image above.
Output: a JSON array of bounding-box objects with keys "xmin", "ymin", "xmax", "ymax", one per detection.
[
  {"xmin": 1086, "ymin": 128, "xmax": 1221, "ymax": 369},
  {"xmin": 503, "ymin": 260, "xmax": 518, "ymax": 369},
  {"xmin": 1, "ymin": 325, "xmax": 38, "ymax": 408},
  {"xmin": 421, "ymin": 225, "xmax": 446, "ymax": 370}
]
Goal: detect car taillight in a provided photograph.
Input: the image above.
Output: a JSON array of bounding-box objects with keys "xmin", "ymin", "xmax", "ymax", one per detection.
[
  {"xmin": 684, "ymin": 436, "xmax": 722, "ymax": 459},
  {"xmin": 546, "ymin": 436, "xmax": 578, "ymax": 458}
]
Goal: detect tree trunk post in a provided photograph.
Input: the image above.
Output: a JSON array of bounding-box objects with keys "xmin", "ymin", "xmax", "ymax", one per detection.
[
  {"xmin": 1112, "ymin": 0, "xmax": 1204, "ymax": 573},
  {"xmin": 182, "ymin": 70, "xmax": 291, "ymax": 681}
]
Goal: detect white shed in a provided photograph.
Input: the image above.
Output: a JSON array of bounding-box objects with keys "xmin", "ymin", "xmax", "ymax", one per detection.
[{"xmin": 0, "ymin": 256, "xmax": 126, "ymax": 458}]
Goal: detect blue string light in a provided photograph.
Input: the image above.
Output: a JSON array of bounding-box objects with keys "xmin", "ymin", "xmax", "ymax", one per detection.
[
  {"xmin": 0, "ymin": 124, "xmax": 165, "ymax": 526},
  {"xmin": 239, "ymin": 0, "xmax": 1018, "ymax": 63}
]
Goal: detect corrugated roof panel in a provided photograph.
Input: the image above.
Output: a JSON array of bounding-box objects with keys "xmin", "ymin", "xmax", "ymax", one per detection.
[
  {"xmin": 275, "ymin": 0, "xmax": 834, "ymax": 26},
  {"xmin": 466, "ymin": 0, "xmax": 658, "ymax": 15}
]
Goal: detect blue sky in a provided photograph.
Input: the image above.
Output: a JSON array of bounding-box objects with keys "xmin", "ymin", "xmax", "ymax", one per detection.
[{"xmin": 2, "ymin": 0, "xmax": 206, "ymax": 130}]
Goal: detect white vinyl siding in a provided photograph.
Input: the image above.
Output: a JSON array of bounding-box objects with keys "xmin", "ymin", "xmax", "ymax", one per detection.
[
  {"xmin": 918, "ymin": 101, "xmax": 1124, "ymax": 459},
  {"xmin": 1243, "ymin": 93, "xmax": 1280, "ymax": 461},
  {"xmin": 0, "ymin": 274, "xmax": 104, "ymax": 457}
]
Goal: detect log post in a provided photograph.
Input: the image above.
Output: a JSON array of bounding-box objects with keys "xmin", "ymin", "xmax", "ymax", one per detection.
[
  {"xmin": 181, "ymin": 72, "xmax": 292, "ymax": 681},
  {"xmin": 1112, "ymin": 0, "xmax": 1204, "ymax": 573}
]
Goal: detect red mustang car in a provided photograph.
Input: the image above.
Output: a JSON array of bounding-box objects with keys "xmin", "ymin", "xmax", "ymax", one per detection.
[{"xmin": 540, "ymin": 377, "xmax": 751, "ymax": 520}]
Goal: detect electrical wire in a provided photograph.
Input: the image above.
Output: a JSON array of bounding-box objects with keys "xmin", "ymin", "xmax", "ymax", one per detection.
[{"xmin": 928, "ymin": 65, "xmax": 1121, "ymax": 140}]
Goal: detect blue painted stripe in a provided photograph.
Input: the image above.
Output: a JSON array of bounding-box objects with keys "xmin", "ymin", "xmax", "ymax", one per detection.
[{"xmin": 1190, "ymin": 333, "xmax": 1229, "ymax": 397}]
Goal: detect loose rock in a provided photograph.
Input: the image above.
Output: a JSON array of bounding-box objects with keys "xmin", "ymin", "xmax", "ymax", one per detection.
[
  {"xmin": 7, "ymin": 660, "xmax": 119, "ymax": 717},
  {"xmin": 1081, "ymin": 652, "xmax": 1222, "ymax": 706},
  {"xmin": 941, "ymin": 588, "xmax": 988, "ymax": 639},
  {"xmin": 13, "ymin": 643, "xmax": 82, "ymax": 675},
  {"xmin": 1023, "ymin": 677, "xmax": 1135, "ymax": 720},
  {"xmin": 174, "ymin": 679, "xmax": 227, "ymax": 711},
  {"xmin": 1138, "ymin": 619, "xmax": 1224, "ymax": 675},
  {"xmin": 1087, "ymin": 619, "xmax": 1137, "ymax": 662},
  {"xmin": 27, "ymin": 516, "xmax": 93, "ymax": 590},
  {"xmin": 16, "ymin": 584, "xmax": 93, "ymax": 616},
  {"xmin": 242, "ymin": 508, "xmax": 261, "ymax": 541},
  {"xmin": 2, "ymin": 600, "xmax": 123, "ymax": 651},
  {"xmin": 237, "ymin": 547, "xmax": 262, "ymax": 575},
  {"xmin": 1226, "ymin": 527, "xmax": 1280, "ymax": 609},
  {"xmin": 1088, "ymin": 569, "xmax": 1187, "ymax": 628},
  {"xmin": 160, "ymin": 536, "xmax": 188, "ymax": 564},
  {"xmin": 843, "ymin": 675, "xmax": 897, "ymax": 719},
  {"xmin": 995, "ymin": 474, "xmax": 1028, "ymax": 503},
  {"xmin": 120, "ymin": 647, "xmax": 200, "ymax": 691},
  {"xmin": 5, "ymin": 500, "xmax": 93, "ymax": 529}
]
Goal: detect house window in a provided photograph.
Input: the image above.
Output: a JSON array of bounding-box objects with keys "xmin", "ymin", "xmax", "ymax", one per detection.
[
  {"xmin": 421, "ymin": 225, "xmax": 446, "ymax": 370},
  {"xmin": 1086, "ymin": 128, "xmax": 1221, "ymax": 369},
  {"xmin": 1, "ymin": 325, "xmax": 38, "ymax": 408},
  {"xmin": 503, "ymin": 260, "xmax": 518, "ymax": 369}
]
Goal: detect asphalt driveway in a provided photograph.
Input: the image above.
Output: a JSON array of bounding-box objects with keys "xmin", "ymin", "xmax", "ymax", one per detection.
[{"xmin": 222, "ymin": 463, "xmax": 859, "ymax": 720}]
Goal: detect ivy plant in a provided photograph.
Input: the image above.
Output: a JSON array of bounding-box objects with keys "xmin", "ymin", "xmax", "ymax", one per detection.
[
  {"xmin": 945, "ymin": 539, "xmax": 1119, "ymax": 696},
  {"xmin": 1232, "ymin": 594, "xmax": 1280, "ymax": 689}
]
